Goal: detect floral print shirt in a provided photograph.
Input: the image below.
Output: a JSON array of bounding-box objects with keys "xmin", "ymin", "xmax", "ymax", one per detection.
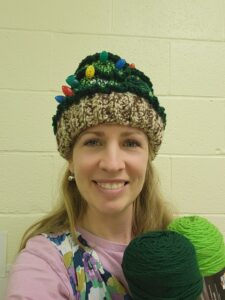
[{"xmin": 44, "ymin": 232, "xmax": 132, "ymax": 300}]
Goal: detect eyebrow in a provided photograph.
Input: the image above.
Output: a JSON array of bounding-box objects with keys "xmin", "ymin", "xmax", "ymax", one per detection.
[{"xmin": 79, "ymin": 129, "xmax": 145, "ymax": 138}]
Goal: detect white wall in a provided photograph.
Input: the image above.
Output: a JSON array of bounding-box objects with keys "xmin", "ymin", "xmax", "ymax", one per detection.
[{"xmin": 0, "ymin": 0, "xmax": 225, "ymax": 297}]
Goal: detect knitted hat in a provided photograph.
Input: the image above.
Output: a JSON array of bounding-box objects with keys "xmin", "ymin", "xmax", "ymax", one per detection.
[
  {"xmin": 122, "ymin": 231, "xmax": 203, "ymax": 300},
  {"xmin": 52, "ymin": 51, "xmax": 166, "ymax": 159}
]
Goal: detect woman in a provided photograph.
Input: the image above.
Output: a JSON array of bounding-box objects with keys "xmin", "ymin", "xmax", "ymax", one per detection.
[{"xmin": 5, "ymin": 51, "xmax": 172, "ymax": 299}]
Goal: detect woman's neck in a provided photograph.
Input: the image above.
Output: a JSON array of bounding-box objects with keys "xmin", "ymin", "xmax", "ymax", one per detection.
[{"xmin": 78, "ymin": 208, "xmax": 133, "ymax": 244}]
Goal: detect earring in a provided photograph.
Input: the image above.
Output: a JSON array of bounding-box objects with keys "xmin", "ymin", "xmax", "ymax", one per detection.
[{"xmin": 68, "ymin": 175, "xmax": 75, "ymax": 181}]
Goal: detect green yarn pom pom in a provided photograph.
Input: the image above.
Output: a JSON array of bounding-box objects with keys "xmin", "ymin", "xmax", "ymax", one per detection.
[
  {"xmin": 99, "ymin": 50, "xmax": 108, "ymax": 62},
  {"xmin": 66, "ymin": 75, "xmax": 79, "ymax": 88},
  {"xmin": 168, "ymin": 216, "xmax": 225, "ymax": 277}
]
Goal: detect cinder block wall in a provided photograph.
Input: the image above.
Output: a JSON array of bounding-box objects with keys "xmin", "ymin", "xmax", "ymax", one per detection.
[{"xmin": 0, "ymin": 0, "xmax": 225, "ymax": 294}]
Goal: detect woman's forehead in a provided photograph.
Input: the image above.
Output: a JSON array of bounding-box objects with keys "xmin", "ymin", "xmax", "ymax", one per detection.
[{"xmin": 80, "ymin": 124, "xmax": 146, "ymax": 136}]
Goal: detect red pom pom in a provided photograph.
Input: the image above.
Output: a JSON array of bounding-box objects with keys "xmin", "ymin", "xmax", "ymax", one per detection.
[
  {"xmin": 129, "ymin": 63, "xmax": 135, "ymax": 69},
  {"xmin": 62, "ymin": 85, "xmax": 74, "ymax": 96}
]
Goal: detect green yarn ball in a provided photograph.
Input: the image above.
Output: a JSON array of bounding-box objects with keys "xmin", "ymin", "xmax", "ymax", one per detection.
[
  {"xmin": 168, "ymin": 216, "xmax": 225, "ymax": 277},
  {"xmin": 122, "ymin": 231, "xmax": 203, "ymax": 300}
]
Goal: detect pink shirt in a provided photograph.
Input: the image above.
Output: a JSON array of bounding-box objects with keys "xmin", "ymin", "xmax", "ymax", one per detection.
[{"xmin": 5, "ymin": 230, "xmax": 129, "ymax": 300}]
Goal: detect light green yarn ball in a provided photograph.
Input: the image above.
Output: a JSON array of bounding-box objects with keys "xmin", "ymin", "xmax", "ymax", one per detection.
[{"xmin": 168, "ymin": 216, "xmax": 225, "ymax": 277}]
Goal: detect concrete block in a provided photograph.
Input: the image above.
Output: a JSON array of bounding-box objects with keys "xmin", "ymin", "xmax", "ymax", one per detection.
[
  {"xmin": 159, "ymin": 97, "xmax": 225, "ymax": 155},
  {"xmin": 49, "ymin": 0, "xmax": 112, "ymax": 34},
  {"xmin": 0, "ymin": 154, "xmax": 54, "ymax": 213},
  {"xmin": 0, "ymin": 0, "xmax": 112, "ymax": 34},
  {"xmin": 0, "ymin": 91, "xmax": 57, "ymax": 152},
  {"xmin": 51, "ymin": 33, "xmax": 170, "ymax": 95},
  {"xmin": 0, "ymin": 31, "xmax": 52, "ymax": 90},
  {"xmin": 171, "ymin": 157, "xmax": 225, "ymax": 214},
  {"xmin": 171, "ymin": 41, "xmax": 225, "ymax": 97},
  {"xmin": 0, "ymin": 0, "xmax": 54, "ymax": 31},
  {"xmin": 0, "ymin": 214, "xmax": 45, "ymax": 264},
  {"xmin": 112, "ymin": 0, "xmax": 224, "ymax": 40},
  {"xmin": 0, "ymin": 277, "xmax": 7, "ymax": 300},
  {"xmin": 0, "ymin": 232, "xmax": 7, "ymax": 277}
]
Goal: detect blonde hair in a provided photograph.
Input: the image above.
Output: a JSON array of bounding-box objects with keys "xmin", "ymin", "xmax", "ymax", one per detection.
[{"xmin": 19, "ymin": 147, "xmax": 173, "ymax": 251}]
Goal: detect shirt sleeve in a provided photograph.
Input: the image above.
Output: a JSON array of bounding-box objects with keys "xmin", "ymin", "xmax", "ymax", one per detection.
[{"xmin": 4, "ymin": 235, "xmax": 75, "ymax": 300}]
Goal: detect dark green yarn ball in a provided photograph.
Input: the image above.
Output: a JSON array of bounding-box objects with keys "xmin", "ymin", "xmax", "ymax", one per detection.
[{"xmin": 122, "ymin": 231, "xmax": 203, "ymax": 300}]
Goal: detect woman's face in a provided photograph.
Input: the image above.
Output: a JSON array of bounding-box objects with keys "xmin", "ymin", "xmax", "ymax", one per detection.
[{"xmin": 69, "ymin": 124, "xmax": 149, "ymax": 218}]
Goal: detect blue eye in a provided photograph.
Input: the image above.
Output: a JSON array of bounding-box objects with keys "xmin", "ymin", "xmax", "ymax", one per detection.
[
  {"xmin": 124, "ymin": 140, "xmax": 140, "ymax": 147},
  {"xmin": 84, "ymin": 139, "xmax": 101, "ymax": 146}
]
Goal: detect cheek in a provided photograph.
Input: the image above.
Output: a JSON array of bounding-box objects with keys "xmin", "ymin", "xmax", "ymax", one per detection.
[
  {"xmin": 73, "ymin": 155, "xmax": 95, "ymax": 180},
  {"xmin": 129, "ymin": 154, "xmax": 148, "ymax": 181},
  {"xmin": 136, "ymin": 151, "xmax": 148, "ymax": 170}
]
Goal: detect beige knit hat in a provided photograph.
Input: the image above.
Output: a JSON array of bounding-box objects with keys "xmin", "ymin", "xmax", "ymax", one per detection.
[{"xmin": 52, "ymin": 51, "xmax": 166, "ymax": 160}]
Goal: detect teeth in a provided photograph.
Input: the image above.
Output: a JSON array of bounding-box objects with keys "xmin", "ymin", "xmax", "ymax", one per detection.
[{"xmin": 96, "ymin": 182, "xmax": 125, "ymax": 190}]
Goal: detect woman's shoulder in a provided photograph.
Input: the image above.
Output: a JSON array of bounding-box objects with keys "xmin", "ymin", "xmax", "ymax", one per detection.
[
  {"xmin": 19, "ymin": 234, "xmax": 68, "ymax": 274},
  {"xmin": 25, "ymin": 234, "xmax": 64, "ymax": 254},
  {"xmin": 5, "ymin": 234, "xmax": 74, "ymax": 300}
]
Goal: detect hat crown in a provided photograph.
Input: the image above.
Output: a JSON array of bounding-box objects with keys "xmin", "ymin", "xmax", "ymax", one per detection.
[{"xmin": 53, "ymin": 51, "xmax": 166, "ymax": 135}]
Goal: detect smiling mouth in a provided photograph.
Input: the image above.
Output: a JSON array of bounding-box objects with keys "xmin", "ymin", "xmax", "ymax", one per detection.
[{"xmin": 93, "ymin": 181, "xmax": 129, "ymax": 190}]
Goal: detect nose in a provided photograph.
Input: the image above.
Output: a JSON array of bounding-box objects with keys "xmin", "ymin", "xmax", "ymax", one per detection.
[{"xmin": 99, "ymin": 143, "xmax": 125, "ymax": 172}]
